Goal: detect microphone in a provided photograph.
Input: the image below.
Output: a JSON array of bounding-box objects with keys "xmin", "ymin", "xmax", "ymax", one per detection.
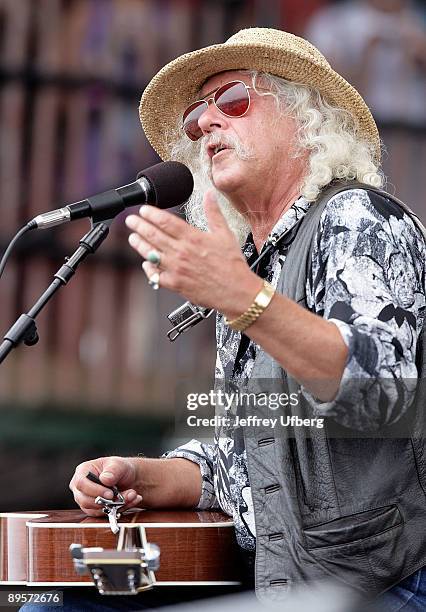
[{"xmin": 31, "ymin": 161, "xmax": 194, "ymax": 229}]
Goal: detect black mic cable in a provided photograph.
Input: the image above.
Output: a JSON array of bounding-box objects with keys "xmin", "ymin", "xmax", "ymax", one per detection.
[{"xmin": 0, "ymin": 221, "xmax": 36, "ymax": 280}]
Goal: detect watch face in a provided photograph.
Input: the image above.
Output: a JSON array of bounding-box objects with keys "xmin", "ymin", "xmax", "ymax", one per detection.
[
  {"xmin": 255, "ymin": 282, "xmax": 275, "ymax": 309},
  {"xmin": 255, "ymin": 295, "xmax": 268, "ymax": 309}
]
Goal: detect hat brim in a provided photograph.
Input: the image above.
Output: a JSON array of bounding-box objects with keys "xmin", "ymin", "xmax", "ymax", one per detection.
[{"xmin": 139, "ymin": 42, "xmax": 380, "ymax": 161}]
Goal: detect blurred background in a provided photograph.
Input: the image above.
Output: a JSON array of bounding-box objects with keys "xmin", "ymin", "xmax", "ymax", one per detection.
[{"xmin": 0, "ymin": 0, "xmax": 425, "ymax": 511}]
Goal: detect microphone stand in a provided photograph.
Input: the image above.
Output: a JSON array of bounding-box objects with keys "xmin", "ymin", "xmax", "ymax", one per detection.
[{"xmin": 0, "ymin": 220, "xmax": 112, "ymax": 365}]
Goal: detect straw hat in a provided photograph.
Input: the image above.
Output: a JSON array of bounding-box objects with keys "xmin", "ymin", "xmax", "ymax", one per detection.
[{"xmin": 139, "ymin": 28, "xmax": 380, "ymax": 161}]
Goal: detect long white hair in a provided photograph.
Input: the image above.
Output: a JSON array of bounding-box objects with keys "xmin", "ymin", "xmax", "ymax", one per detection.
[{"xmin": 170, "ymin": 71, "xmax": 384, "ymax": 242}]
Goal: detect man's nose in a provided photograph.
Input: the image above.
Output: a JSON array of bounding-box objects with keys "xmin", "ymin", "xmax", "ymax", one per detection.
[{"xmin": 197, "ymin": 101, "xmax": 226, "ymax": 135}]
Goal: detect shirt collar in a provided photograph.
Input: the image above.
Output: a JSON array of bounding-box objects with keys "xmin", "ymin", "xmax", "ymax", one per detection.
[
  {"xmin": 242, "ymin": 196, "xmax": 311, "ymax": 256},
  {"xmin": 267, "ymin": 196, "xmax": 311, "ymax": 246}
]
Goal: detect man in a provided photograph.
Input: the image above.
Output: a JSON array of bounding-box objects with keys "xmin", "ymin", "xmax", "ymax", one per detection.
[{"xmin": 68, "ymin": 28, "xmax": 426, "ymax": 610}]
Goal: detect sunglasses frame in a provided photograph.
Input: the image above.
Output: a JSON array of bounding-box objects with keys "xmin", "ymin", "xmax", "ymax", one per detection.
[{"xmin": 182, "ymin": 80, "xmax": 253, "ymax": 141}]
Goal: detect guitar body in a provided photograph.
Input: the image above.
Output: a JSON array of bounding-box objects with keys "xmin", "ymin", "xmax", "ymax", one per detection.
[{"xmin": 0, "ymin": 509, "xmax": 242, "ymax": 587}]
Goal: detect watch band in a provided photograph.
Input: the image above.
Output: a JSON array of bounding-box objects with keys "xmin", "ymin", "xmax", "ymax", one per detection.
[{"xmin": 224, "ymin": 279, "xmax": 275, "ymax": 332}]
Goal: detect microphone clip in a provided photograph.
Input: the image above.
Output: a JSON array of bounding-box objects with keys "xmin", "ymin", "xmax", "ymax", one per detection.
[{"xmin": 166, "ymin": 302, "xmax": 214, "ymax": 341}]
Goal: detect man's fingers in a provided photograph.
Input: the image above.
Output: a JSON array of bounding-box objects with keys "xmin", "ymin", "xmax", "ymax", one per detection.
[
  {"xmin": 72, "ymin": 491, "xmax": 104, "ymax": 515},
  {"xmin": 79, "ymin": 478, "xmax": 113, "ymax": 500},
  {"xmin": 99, "ymin": 460, "xmax": 129, "ymax": 486},
  {"xmin": 122, "ymin": 490, "xmax": 143, "ymax": 507},
  {"xmin": 204, "ymin": 190, "xmax": 230, "ymax": 233},
  {"xmin": 126, "ymin": 215, "xmax": 178, "ymax": 254},
  {"xmin": 72, "ymin": 477, "xmax": 139, "ymax": 508},
  {"xmin": 142, "ymin": 261, "xmax": 174, "ymax": 290},
  {"xmin": 126, "ymin": 205, "xmax": 187, "ymax": 240},
  {"xmin": 70, "ymin": 465, "xmax": 99, "ymax": 491},
  {"xmin": 128, "ymin": 233, "xmax": 169, "ymax": 270},
  {"xmin": 70, "ymin": 458, "xmax": 141, "ymax": 518},
  {"xmin": 73, "ymin": 488, "xmax": 142, "ymax": 517}
]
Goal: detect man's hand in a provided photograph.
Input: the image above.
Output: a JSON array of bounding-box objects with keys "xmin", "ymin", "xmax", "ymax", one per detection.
[
  {"xmin": 125, "ymin": 190, "xmax": 261, "ymax": 312},
  {"xmin": 69, "ymin": 456, "xmax": 142, "ymax": 517},
  {"xmin": 70, "ymin": 456, "xmax": 203, "ymax": 516}
]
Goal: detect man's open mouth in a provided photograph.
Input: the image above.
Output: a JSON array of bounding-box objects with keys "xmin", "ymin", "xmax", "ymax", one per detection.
[{"xmin": 207, "ymin": 143, "xmax": 231, "ymax": 159}]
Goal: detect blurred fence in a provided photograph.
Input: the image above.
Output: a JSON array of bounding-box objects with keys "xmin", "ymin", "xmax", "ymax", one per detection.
[
  {"xmin": 0, "ymin": 0, "xmax": 425, "ymax": 418},
  {"xmin": 0, "ymin": 0, "xmax": 425, "ymax": 511},
  {"xmin": 0, "ymin": 0, "xmax": 231, "ymax": 416}
]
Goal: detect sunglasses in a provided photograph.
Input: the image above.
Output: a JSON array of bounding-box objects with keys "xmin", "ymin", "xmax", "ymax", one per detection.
[{"xmin": 182, "ymin": 80, "xmax": 253, "ymax": 141}]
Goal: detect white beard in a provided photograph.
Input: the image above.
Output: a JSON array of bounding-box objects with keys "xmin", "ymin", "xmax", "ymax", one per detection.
[{"xmin": 171, "ymin": 131, "xmax": 252, "ymax": 244}]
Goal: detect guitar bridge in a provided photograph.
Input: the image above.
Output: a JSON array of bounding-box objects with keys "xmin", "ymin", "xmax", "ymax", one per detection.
[{"xmin": 70, "ymin": 525, "xmax": 160, "ymax": 595}]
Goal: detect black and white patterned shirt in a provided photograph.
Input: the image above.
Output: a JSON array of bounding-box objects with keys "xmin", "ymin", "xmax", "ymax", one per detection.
[{"xmin": 164, "ymin": 188, "xmax": 426, "ymax": 551}]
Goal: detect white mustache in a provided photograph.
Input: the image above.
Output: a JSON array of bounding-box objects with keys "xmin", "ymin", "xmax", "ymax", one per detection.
[{"xmin": 202, "ymin": 132, "xmax": 254, "ymax": 162}]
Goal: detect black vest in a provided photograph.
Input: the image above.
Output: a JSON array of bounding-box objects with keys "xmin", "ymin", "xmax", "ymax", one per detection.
[{"xmin": 241, "ymin": 182, "xmax": 426, "ymax": 601}]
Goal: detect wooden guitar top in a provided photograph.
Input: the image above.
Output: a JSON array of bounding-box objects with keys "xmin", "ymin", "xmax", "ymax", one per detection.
[{"xmin": 0, "ymin": 509, "xmax": 241, "ymax": 586}]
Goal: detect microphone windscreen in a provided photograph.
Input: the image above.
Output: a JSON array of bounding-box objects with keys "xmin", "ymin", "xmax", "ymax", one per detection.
[{"xmin": 140, "ymin": 161, "xmax": 194, "ymax": 209}]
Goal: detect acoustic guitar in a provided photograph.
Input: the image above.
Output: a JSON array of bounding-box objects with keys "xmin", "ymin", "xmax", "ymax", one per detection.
[{"xmin": 0, "ymin": 509, "xmax": 242, "ymax": 593}]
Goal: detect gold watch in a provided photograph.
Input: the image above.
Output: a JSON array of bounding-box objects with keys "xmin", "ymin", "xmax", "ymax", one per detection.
[{"xmin": 224, "ymin": 280, "xmax": 275, "ymax": 332}]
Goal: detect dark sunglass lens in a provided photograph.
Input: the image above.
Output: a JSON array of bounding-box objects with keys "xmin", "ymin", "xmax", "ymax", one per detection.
[
  {"xmin": 182, "ymin": 101, "xmax": 206, "ymax": 140},
  {"xmin": 215, "ymin": 82, "xmax": 249, "ymax": 117}
]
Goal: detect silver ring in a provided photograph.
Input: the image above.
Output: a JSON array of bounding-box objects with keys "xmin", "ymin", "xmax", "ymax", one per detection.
[
  {"xmin": 147, "ymin": 249, "xmax": 161, "ymax": 266},
  {"xmin": 148, "ymin": 271, "xmax": 160, "ymax": 290}
]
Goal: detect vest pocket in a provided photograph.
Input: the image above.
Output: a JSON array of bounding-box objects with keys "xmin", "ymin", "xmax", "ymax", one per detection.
[{"xmin": 303, "ymin": 504, "xmax": 402, "ymax": 549}]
